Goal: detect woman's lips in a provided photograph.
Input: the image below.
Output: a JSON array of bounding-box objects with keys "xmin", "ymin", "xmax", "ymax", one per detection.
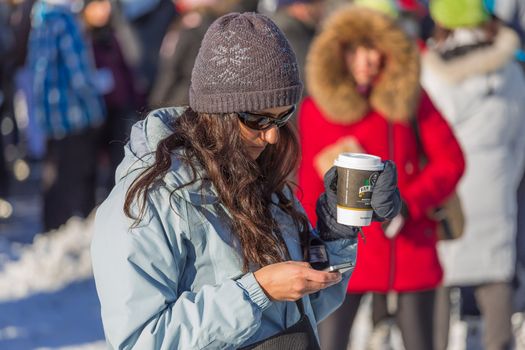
[{"xmin": 249, "ymin": 142, "xmax": 267, "ymax": 151}]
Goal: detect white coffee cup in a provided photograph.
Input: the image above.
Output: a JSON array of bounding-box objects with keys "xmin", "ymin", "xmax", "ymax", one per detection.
[{"xmin": 334, "ymin": 153, "xmax": 384, "ymax": 226}]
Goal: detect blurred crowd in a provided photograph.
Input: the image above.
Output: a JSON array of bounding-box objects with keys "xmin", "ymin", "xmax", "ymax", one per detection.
[{"xmin": 0, "ymin": 0, "xmax": 525, "ymax": 348}]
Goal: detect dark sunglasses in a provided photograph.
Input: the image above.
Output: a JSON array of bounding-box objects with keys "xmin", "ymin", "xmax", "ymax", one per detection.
[{"xmin": 237, "ymin": 105, "xmax": 296, "ymax": 131}]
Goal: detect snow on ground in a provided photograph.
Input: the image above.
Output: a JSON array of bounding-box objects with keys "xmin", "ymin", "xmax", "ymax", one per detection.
[
  {"xmin": 0, "ymin": 213, "xmax": 105, "ymax": 350},
  {"xmin": 0, "ymin": 215, "xmax": 94, "ymax": 301},
  {"xmin": 0, "ymin": 279, "xmax": 105, "ymax": 350}
]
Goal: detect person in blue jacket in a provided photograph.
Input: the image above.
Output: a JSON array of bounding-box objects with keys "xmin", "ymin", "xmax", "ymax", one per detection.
[
  {"xmin": 29, "ymin": 0, "xmax": 106, "ymax": 231},
  {"xmin": 91, "ymin": 12, "xmax": 400, "ymax": 349}
]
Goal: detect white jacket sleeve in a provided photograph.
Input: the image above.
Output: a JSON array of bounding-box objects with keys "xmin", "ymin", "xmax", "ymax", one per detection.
[
  {"xmin": 91, "ymin": 191, "xmax": 272, "ymax": 350},
  {"xmin": 506, "ymin": 63, "xmax": 525, "ymax": 186}
]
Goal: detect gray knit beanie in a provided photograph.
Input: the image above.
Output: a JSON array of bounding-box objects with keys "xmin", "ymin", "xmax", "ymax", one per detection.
[{"xmin": 189, "ymin": 12, "xmax": 303, "ymax": 113}]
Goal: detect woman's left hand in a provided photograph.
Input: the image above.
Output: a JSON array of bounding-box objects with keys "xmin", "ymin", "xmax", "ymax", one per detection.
[
  {"xmin": 316, "ymin": 160, "xmax": 401, "ymax": 240},
  {"xmin": 371, "ymin": 160, "xmax": 401, "ymax": 221}
]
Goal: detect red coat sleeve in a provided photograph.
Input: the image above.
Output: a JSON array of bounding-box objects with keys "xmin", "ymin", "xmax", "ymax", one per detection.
[
  {"xmin": 297, "ymin": 98, "xmax": 325, "ymax": 225},
  {"xmin": 403, "ymin": 92, "xmax": 465, "ymax": 219}
]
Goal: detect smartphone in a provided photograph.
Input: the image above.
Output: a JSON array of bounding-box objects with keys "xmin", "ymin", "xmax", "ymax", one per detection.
[{"xmin": 323, "ymin": 262, "xmax": 355, "ymax": 274}]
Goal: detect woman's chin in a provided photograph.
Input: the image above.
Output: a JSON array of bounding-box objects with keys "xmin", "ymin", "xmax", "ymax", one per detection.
[{"xmin": 248, "ymin": 147, "xmax": 266, "ymax": 160}]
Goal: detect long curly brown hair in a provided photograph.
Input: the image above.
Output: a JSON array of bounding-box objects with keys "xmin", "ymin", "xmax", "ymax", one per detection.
[{"xmin": 124, "ymin": 107, "xmax": 311, "ymax": 272}]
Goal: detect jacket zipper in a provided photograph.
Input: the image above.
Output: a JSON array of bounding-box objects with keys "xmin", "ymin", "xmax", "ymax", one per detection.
[{"xmin": 389, "ymin": 238, "xmax": 395, "ymax": 290}]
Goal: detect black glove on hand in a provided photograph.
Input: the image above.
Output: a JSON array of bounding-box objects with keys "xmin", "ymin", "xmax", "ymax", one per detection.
[
  {"xmin": 316, "ymin": 167, "xmax": 359, "ymax": 241},
  {"xmin": 316, "ymin": 161, "xmax": 401, "ymax": 241},
  {"xmin": 370, "ymin": 160, "xmax": 401, "ymax": 221}
]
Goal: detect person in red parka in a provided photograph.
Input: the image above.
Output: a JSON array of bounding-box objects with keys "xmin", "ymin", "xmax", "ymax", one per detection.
[{"xmin": 297, "ymin": 5, "xmax": 465, "ymax": 350}]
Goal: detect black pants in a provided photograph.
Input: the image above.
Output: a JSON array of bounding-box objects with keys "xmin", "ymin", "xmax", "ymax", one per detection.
[
  {"xmin": 319, "ymin": 291, "xmax": 435, "ymax": 350},
  {"xmin": 43, "ymin": 129, "xmax": 98, "ymax": 231},
  {"xmin": 0, "ymin": 83, "xmax": 16, "ymax": 198},
  {"xmin": 0, "ymin": 130, "xmax": 8, "ymax": 198},
  {"xmin": 98, "ymin": 107, "xmax": 137, "ymax": 191}
]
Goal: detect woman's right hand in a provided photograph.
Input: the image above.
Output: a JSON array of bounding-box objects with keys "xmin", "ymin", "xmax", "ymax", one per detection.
[{"xmin": 253, "ymin": 261, "xmax": 342, "ymax": 301}]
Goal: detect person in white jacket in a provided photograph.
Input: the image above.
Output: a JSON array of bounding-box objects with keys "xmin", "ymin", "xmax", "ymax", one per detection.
[{"xmin": 421, "ymin": 1, "xmax": 525, "ymax": 349}]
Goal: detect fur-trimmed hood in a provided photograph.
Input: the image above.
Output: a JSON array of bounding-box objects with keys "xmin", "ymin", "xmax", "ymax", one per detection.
[
  {"xmin": 306, "ymin": 6, "xmax": 421, "ymax": 124},
  {"xmin": 422, "ymin": 26, "xmax": 520, "ymax": 84}
]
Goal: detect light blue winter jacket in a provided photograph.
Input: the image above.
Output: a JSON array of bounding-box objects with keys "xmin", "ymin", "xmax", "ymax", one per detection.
[{"xmin": 91, "ymin": 107, "xmax": 357, "ymax": 349}]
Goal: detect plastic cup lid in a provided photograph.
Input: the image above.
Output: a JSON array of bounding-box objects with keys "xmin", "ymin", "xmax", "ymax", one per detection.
[{"xmin": 334, "ymin": 153, "xmax": 384, "ymax": 171}]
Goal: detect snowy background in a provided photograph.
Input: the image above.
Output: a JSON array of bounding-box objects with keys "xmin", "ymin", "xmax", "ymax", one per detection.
[
  {"xmin": 0, "ymin": 169, "xmax": 105, "ymax": 350},
  {"xmin": 0, "ymin": 172, "xmax": 524, "ymax": 350}
]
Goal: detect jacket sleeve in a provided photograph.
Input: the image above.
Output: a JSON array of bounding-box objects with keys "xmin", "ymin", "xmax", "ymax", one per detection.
[
  {"xmin": 149, "ymin": 25, "xmax": 203, "ymax": 107},
  {"xmin": 506, "ymin": 63, "xmax": 525, "ymax": 187},
  {"xmin": 297, "ymin": 98, "xmax": 327, "ymax": 224},
  {"xmin": 290, "ymin": 195, "xmax": 358, "ymax": 323},
  {"xmin": 91, "ymin": 189, "xmax": 272, "ymax": 349},
  {"xmin": 57, "ymin": 14, "xmax": 105, "ymax": 109},
  {"xmin": 402, "ymin": 92, "xmax": 466, "ymax": 219},
  {"xmin": 308, "ymin": 237, "xmax": 357, "ymax": 322},
  {"xmin": 56, "ymin": 18, "xmax": 84, "ymax": 87}
]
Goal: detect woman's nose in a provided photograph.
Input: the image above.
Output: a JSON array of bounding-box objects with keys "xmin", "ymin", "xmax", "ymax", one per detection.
[{"xmin": 260, "ymin": 126, "xmax": 279, "ymax": 144}]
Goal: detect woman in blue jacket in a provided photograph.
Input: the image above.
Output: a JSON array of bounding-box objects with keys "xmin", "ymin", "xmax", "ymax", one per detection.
[{"xmin": 91, "ymin": 12, "xmax": 400, "ymax": 349}]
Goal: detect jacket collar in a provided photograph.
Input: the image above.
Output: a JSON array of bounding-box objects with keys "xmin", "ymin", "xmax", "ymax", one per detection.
[
  {"xmin": 423, "ymin": 26, "xmax": 520, "ymax": 84},
  {"xmin": 117, "ymin": 107, "xmax": 219, "ymax": 207}
]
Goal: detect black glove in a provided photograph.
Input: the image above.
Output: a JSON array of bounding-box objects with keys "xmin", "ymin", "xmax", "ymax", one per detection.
[
  {"xmin": 370, "ymin": 160, "xmax": 401, "ymax": 221},
  {"xmin": 316, "ymin": 161, "xmax": 401, "ymax": 240},
  {"xmin": 316, "ymin": 167, "xmax": 359, "ymax": 241}
]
